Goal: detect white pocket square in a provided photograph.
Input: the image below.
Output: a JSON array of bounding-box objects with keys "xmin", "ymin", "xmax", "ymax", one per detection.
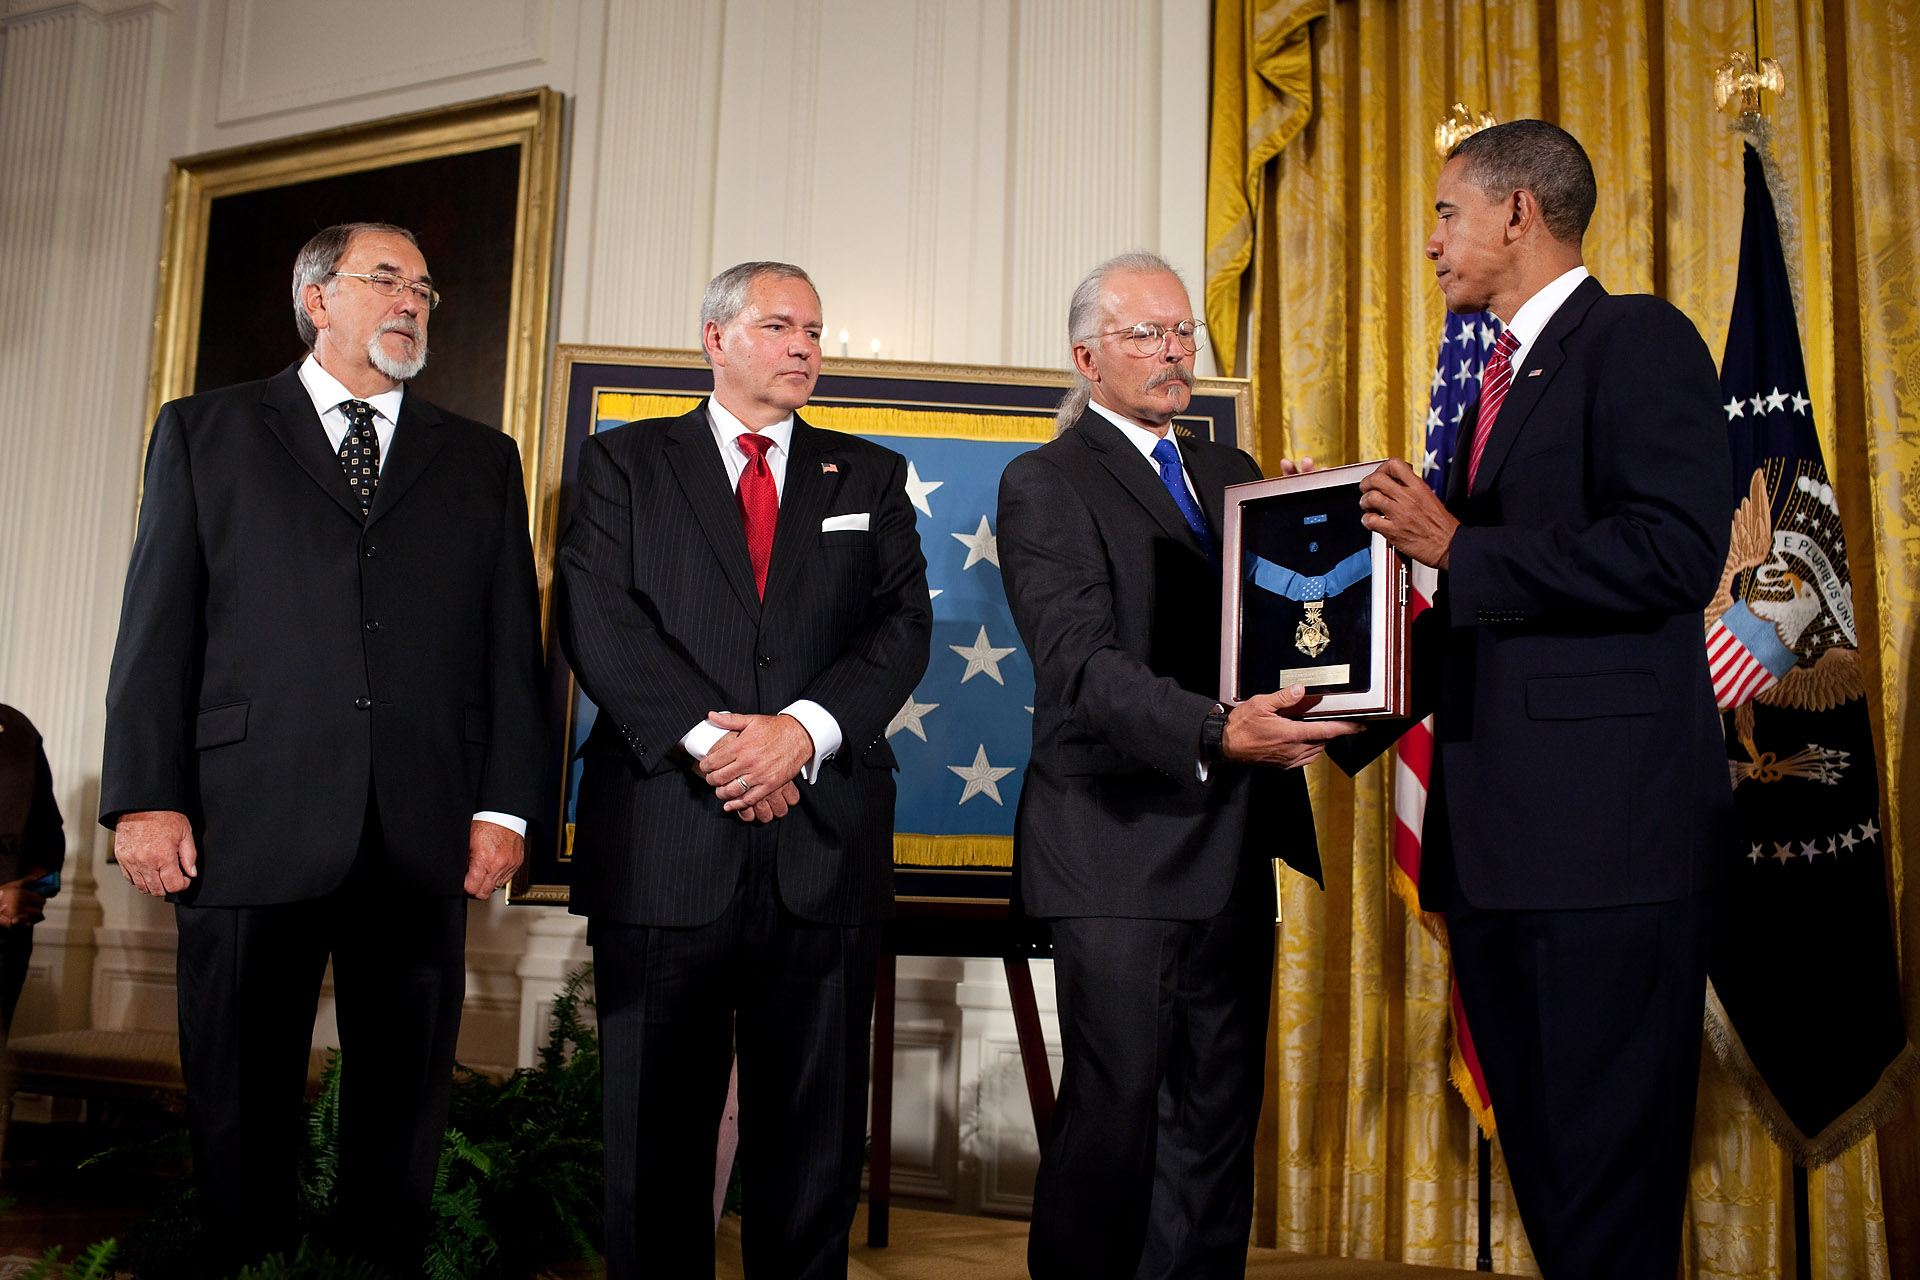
[{"xmin": 821, "ymin": 513, "xmax": 870, "ymax": 532}]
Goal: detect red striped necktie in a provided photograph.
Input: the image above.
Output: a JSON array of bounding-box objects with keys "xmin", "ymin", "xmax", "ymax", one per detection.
[
  {"xmin": 735, "ymin": 432, "xmax": 778, "ymax": 597},
  {"xmin": 1466, "ymin": 328, "xmax": 1521, "ymax": 492}
]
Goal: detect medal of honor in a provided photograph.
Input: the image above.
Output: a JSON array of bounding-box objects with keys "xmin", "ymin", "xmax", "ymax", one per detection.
[
  {"xmin": 1246, "ymin": 541, "xmax": 1372, "ymax": 659},
  {"xmin": 1295, "ymin": 600, "xmax": 1332, "ymax": 656}
]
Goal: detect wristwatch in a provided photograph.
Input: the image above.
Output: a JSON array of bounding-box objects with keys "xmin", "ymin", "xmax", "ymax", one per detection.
[{"xmin": 1199, "ymin": 703, "xmax": 1229, "ymax": 764}]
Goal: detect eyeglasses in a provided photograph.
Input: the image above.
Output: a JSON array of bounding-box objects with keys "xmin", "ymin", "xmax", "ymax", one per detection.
[
  {"xmin": 1102, "ymin": 319, "xmax": 1206, "ymax": 357},
  {"xmin": 329, "ymin": 271, "xmax": 442, "ymax": 311}
]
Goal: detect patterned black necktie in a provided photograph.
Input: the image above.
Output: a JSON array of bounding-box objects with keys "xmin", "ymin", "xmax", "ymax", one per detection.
[{"xmin": 338, "ymin": 399, "xmax": 381, "ymax": 516}]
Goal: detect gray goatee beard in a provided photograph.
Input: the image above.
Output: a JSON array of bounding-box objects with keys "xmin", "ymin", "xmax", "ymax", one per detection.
[{"xmin": 368, "ymin": 321, "xmax": 427, "ymax": 381}]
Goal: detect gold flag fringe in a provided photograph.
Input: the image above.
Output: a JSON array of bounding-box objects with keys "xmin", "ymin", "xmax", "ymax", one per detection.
[
  {"xmin": 1388, "ymin": 840, "xmax": 1497, "ymax": 1136},
  {"xmin": 1704, "ymin": 980, "xmax": 1920, "ymax": 1166},
  {"xmin": 590, "ymin": 393, "xmax": 1056, "ymax": 446},
  {"xmin": 893, "ymin": 834, "xmax": 1014, "ymax": 868},
  {"xmin": 594, "ymin": 393, "xmax": 700, "ymax": 424}
]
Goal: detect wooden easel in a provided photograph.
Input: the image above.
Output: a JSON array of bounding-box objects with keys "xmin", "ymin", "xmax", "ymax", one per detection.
[{"xmin": 866, "ymin": 901, "xmax": 1053, "ymax": 1247}]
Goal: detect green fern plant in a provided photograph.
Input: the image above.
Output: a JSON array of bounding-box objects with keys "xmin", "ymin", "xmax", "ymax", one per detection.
[
  {"xmin": 16, "ymin": 1239, "xmax": 119, "ymax": 1280},
  {"xmin": 82, "ymin": 962, "xmax": 605, "ymax": 1280}
]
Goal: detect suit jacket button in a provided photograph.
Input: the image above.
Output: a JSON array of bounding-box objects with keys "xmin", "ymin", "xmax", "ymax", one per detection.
[
  {"xmin": 757, "ymin": 655, "xmax": 774, "ymax": 668},
  {"xmin": 354, "ymin": 697, "xmax": 371, "ymax": 710},
  {"xmin": 636, "ymin": 745, "xmax": 647, "ymax": 756},
  {"xmin": 364, "ymin": 619, "xmax": 381, "ymax": 632},
  {"xmin": 364, "ymin": 543, "xmax": 379, "ymax": 558}
]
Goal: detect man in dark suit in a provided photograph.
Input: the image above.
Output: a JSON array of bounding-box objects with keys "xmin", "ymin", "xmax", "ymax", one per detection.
[
  {"xmin": 556, "ymin": 261, "xmax": 931, "ymax": 1279},
  {"xmin": 997, "ymin": 253, "xmax": 1358, "ymax": 1280},
  {"xmin": 0, "ymin": 703, "xmax": 64, "ymax": 1032},
  {"xmin": 1355, "ymin": 122, "xmax": 1732, "ymax": 1277},
  {"xmin": 101, "ymin": 222, "xmax": 545, "ymax": 1273}
]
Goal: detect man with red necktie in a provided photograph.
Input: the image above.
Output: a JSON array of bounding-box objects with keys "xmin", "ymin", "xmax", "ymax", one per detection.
[
  {"xmin": 557, "ymin": 261, "xmax": 931, "ymax": 1278},
  {"xmin": 1353, "ymin": 121, "xmax": 1733, "ymax": 1277}
]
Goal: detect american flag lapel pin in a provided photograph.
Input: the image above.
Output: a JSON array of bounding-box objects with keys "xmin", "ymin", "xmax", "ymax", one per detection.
[
  {"xmin": 821, "ymin": 461, "xmax": 839, "ymax": 473},
  {"xmin": 1528, "ymin": 368, "xmax": 1542, "ymax": 377}
]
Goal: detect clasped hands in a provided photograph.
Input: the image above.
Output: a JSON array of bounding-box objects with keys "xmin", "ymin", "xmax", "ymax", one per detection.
[
  {"xmin": 0, "ymin": 873, "xmax": 51, "ymax": 929},
  {"xmin": 694, "ymin": 711, "xmax": 812, "ymax": 823}
]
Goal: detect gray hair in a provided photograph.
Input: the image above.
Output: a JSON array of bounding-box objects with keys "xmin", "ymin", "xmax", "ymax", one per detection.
[
  {"xmin": 290, "ymin": 222, "xmax": 420, "ymax": 349},
  {"xmin": 1447, "ymin": 120, "xmax": 1596, "ymax": 247},
  {"xmin": 699, "ymin": 261, "xmax": 819, "ymax": 364},
  {"xmin": 1056, "ymin": 251, "xmax": 1185, "ymax": 432}
]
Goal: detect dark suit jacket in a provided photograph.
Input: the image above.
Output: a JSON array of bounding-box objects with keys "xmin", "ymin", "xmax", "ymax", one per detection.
[
  {"xmin": 1409, "ymin": 278, "xmax": 1733, "ymax": 912},
  {"xmin": 99, "ymin": 363, "xmax": 546, "ymax": 905},
  {"xmin": 0, "ymin": 705, "xmax": 63, "ymax": 885},
  {"xmin": 996, "ymin": 409, "xmax": 1320, "ymax": 921},
  {"xmin": 556, "ymin": 405, "xmax": 931, "ymax": 929}
]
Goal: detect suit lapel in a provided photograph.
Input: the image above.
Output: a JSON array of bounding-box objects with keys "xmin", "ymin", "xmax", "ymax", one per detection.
[
  {"xmin": 1075, "ymin": 411, "xmax": 1205, "ymax": 555},
  {"xmin": 261, "ymin": 365, "xmax": 362, "ymax": 522},
  {"xmin": 762, "ymin": 417, "xmax": 841, "ymax": 609},
  {"xmin": 366, "ymin": 393, "xmax": 443, "ymax": 526},
  {"xmin": 1470, "ymin": 276, "xmax": 1604, "ymax": 496},
  {"xmin": 664, "ymin": 404, "xmax": 762, "ymax": 617}
]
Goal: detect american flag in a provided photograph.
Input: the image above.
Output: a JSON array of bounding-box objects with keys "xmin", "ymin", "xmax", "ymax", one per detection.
[{"xmin": 1394, "ymin": 307, "xmax": 1501, "ymax": 1130}]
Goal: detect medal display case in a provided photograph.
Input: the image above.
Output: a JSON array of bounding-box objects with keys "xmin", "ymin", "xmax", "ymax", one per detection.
[{"xmin": 1219, "ymin": 461, "xmax": 1411, "ymax": 718}]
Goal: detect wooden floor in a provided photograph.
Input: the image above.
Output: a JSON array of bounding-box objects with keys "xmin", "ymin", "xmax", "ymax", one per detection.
[
  {"xmin": 719, "ymin": 1206, "xmax": 1488, "ymax": 1279},
  {"xmin": 0, "ymin": 1117, "xmax": 1485, "ymax": 1279}
]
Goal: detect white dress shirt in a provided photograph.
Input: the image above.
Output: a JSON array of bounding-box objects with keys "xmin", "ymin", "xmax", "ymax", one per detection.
[
  {"xmin": 297, "ymin": 355, "xmax": 526, "ymax": 839},
  {"xmin": 1503, "ymin": 265, "xmax": 1591, "ymax": 375},
  {"xmin": 676, "ymin": 396, "xmax": 845, "ymax": 783},
  {"xmin": 298, "ymin": 355, "xmax": 402, "ymax": 470},
  {"xmin": 1088, "ymin": 399, "xmax": 1205, "ymax": 509}
]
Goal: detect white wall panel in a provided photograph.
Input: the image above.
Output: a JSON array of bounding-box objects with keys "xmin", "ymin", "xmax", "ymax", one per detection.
[
  {"xmin": 575, "ymin": 0, "xmax": 722, "ymax": 348},
  {"xmin": 1005, "ymin": 0, "xmax": 1161, "ymax": 368},
  {"xmin": 0, "ymin": 0, "xmax": 176, "ymax": 1033},
  {"xmin": 216, "ymin": 0, "xmax": 548, "ymax": 123}
]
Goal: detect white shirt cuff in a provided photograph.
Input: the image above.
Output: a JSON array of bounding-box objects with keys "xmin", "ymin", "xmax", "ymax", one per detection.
[
  {"xmin": 780, "ymin": 700, "xmax": 842, "ymax": 784},
  {"xmin": 680, "ymin": 719, "xmax": 729, "ymax": 759},
  {"xmin": 472, "ymin": 811, "xmax": 527, "ymax": 837}
]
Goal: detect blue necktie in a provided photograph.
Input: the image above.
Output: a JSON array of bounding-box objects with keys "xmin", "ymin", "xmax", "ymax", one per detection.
[{"xmin": 1150, "ymin": 436, "xmax": 1214, "ymax": 558}]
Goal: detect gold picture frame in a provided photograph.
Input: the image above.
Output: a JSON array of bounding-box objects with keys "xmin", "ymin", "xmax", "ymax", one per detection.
[{"xmin": 145, "ymin": 87, "xmax": 566, "ymax": 505}]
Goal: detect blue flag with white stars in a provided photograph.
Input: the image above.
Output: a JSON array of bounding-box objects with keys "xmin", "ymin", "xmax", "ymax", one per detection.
[
  {"xmin": 1705, "ymin": 142, "xmax": 1915, "ymax": 1163},
  {"xmin": 876, "ymin": 434, "xmax": 1039, "ymax": 843},
  {"xmin": 1423, "ymin": 310, "xmax": 1503, "ymax": 495}
]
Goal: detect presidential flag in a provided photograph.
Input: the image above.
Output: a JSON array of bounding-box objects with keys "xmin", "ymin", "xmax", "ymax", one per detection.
[
  {"xmin": 1704, "ymin": 142, "xmax": 1917, "ymax": 1164},
  {"xmin": 1394, "ymin": 308, "xmax": 1501, "ymax": 1131}
]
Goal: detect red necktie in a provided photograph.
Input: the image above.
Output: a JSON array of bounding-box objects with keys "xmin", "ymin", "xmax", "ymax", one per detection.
[
  {"xmin": 735, "ymin": 433, "xmax": 778, "ymax": 597},
  {"xmin": 1466, "ymin": 328, "xmax": 1522, "ymax": 492}
]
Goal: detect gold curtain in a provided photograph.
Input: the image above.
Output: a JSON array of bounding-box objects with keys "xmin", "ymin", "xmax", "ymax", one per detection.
[{"xmin": 1206, "ymin": 1, "xmax": 1920, "ymax": 1275}]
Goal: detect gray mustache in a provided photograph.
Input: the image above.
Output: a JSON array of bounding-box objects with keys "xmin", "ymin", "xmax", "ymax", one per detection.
[{"xmin": 1146, "ymin": 366, "xmax": 1194, "ymax": 391}]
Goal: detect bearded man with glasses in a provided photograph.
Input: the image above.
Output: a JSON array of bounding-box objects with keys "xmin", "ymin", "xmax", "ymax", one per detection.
[
  {"xmin": 998, "ymin": 253, "xmax": 1358, "ymax": 1278},
  {"xmin": 101, "ymin": 221, "xmax": 545, "ymax": 1275}
]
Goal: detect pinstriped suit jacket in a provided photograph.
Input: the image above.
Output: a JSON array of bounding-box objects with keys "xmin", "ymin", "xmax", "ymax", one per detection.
[{"xmin": 557, "ymin": 404, "xmax": 932, "ymax": 927}]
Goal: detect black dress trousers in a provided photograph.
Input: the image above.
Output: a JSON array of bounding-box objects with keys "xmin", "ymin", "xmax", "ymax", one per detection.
[
  {"xmin": 594, "ymin": 822, "xmax": 880, "ymax": 1280},
  {"xmin": 173, "ymin": 794, "xmax": 467, "ymax": 1276}
]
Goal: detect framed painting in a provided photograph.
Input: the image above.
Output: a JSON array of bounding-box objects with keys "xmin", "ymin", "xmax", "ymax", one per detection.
[
  {"xmin": 512, "ymin": 346, "xmax": 1250, "ymax": 906},
  {"xmin": 145, "ymin": 87, "xmax": 565, "ymax": 492}
]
